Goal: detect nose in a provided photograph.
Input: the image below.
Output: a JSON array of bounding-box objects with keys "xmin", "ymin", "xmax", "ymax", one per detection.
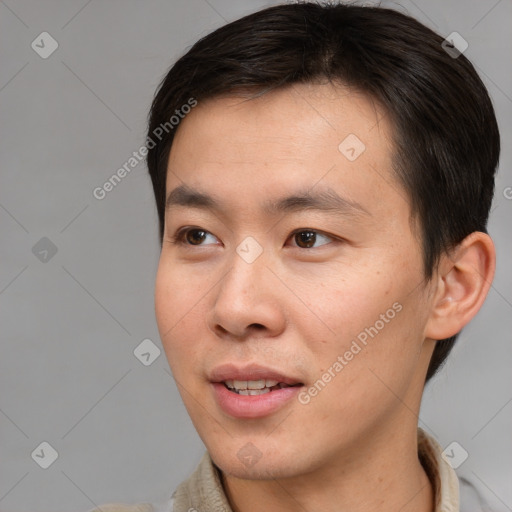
[{"xmin": 207, "ymin": 249, "xmax": 287, "ymax": 341}]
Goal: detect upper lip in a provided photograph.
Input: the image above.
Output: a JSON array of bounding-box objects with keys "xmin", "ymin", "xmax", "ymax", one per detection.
[{"xmin": 209, "ymin": 363, "xmax": 303, "ymax": 386}]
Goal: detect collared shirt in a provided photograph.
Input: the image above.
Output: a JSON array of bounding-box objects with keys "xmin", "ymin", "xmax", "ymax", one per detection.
[{"xmin": 90, "ymin": 428, "xmax": 470, "ymax": 512}]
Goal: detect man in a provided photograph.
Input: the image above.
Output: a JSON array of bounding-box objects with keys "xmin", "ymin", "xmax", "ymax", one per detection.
[{"xmin": 93, "ymin": 2, "xmax": 499, "ymax": 511}]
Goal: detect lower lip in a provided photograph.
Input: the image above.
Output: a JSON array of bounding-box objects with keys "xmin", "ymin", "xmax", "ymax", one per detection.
[{"xmin": 211, "ymin": 383, "xmax": 302, "ymax": 419}]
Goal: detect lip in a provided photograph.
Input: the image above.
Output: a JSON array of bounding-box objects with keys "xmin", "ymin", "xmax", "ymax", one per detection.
[
  {"xmin": 209, "ymin": 363, "xmax": 302, "ymax": 386},
  {"xmin": 209, "ymin": 363, "xmax": 304, "ymax": 419}
]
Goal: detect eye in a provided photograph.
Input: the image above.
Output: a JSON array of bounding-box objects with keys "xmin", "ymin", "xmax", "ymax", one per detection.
[
  {"xmin": 171, "ymin": 227, "xmax": 219, "ymax": 246},
  {"xmin": 289, "ymin": 229, "xmax": 334, "ymax": 249},
  {"xmin": 171, "ymin": 227, "xmax": 336, "ymax": 249}
]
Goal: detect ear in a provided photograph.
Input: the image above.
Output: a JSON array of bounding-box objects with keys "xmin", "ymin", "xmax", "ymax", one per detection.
[{"xmin": 424, "ymin": 232, "xmax": 496, "ymax": 340}]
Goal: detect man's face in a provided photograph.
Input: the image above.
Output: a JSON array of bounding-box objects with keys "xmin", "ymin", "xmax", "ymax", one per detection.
[{"xmin": 155, "ymin": 83, "xmax": 436, "ymax": 479}]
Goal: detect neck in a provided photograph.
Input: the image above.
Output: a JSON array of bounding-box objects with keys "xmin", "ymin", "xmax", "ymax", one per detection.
[{"xmin": 221, "ymin": 424, "xmax": 434, "ymax": 512}]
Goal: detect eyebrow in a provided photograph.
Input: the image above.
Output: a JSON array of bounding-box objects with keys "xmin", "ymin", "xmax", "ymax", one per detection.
[{"xmin": 165, "ymin": 184, "xmax": 371, "ymax": 219}]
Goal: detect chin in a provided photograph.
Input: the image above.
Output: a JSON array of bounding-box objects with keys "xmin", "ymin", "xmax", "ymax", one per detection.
[
  {"xmin": 214, "ymin": 454, "xmax": 298, "ymax": 480},
  {"xmin": 206, "ymin": 435, "xmax": 312, "ymax": 481}
]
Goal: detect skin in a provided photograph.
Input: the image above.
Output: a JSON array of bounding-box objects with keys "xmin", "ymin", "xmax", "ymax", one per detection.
[{"xmin": 154, "ymin": 82, "xmax": 495, "ymax": 512}]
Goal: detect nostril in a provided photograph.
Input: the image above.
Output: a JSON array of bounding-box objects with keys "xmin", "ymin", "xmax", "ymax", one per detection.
[{"xmin": 216, "ymin": 325, "xmax": 230, "ymax": 336}]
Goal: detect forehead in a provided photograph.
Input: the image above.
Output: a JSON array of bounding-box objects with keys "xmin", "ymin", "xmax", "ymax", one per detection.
[
  {"xmin": 170, "ymin": 83, "xmax": 389, "ymax": 156},
  {"xmin": 165, "ymin": 83, "xmax": 405, "ymax": 220}
]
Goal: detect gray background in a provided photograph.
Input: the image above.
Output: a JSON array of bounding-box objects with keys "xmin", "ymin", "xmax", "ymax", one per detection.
[{"xmin": 0, "ymin": 0, "xmax": 510, "ymax": 511}]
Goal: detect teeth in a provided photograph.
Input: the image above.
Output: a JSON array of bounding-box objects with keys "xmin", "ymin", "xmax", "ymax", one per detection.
[
  {"xmin": 238, "ymin": 388, "xmax": 271, "ymax": 395},
  {"xmin": 247, "ymin": 380, "xmax": 265, "ymax": 390},
  {"xmin": 233, "ymin": 380, "xmax": 248, "ymax": 390},
  {"xmin": 224, "ymin": 379, "xmax": 296, "ymax": 393},
  {"xmin": 230, "ymin": 379, "xmax": 279, "ymax": 390}
]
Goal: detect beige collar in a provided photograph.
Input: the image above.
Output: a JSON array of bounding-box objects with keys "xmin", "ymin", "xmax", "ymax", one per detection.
[{"xmin": 418, "ymin": 428, "xmax": 460, "ymax": 511}]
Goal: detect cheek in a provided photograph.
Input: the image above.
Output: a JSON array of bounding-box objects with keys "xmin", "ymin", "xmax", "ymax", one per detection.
[
  {"xmin": 154, "ymin": 262, "xmax": 177, "ymax": 339},
  {"xmin": 309, "ymin": 265, "xmax": 396, "ymax": 339},
  {"xmin": 155, "ymin": 254, "xmax": 205, "ymax": 327},
  {"xmin": 300, "ymin": 263, "xmax": 426, "ymax": 395},
  {"xmin": 154, "ymin": 259, "xmax": 205, "ymax": 368}
]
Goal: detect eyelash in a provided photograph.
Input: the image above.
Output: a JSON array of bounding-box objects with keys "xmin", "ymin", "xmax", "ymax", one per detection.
[{"xmin": 170, "ymin": 227, "xmax": 337, "ymax": 249}]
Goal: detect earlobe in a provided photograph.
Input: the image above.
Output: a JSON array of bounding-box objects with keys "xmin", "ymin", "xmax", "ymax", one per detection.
[{"xmin": 424, "ymin": 232, "xmax": 496, "ymax": 340}]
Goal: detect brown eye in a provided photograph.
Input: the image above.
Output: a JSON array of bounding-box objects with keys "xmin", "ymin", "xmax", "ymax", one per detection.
[
  {"xmin": 291, "ymin": 229, "xmax": 334, "ymax": 249},
  {"xmin": 171, "ymin": 227, "xmax": 219, "ymax": 247},
  {"xmin": 295, "ymin": 230, "xmax": 317, "ymax": 248},
  {"xmin": 185, "ymin": 229, "xmax": 208, "ymax": 245}
]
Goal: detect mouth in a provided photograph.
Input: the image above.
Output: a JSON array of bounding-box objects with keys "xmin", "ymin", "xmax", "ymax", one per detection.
[
  {"xmin": 222, "ymin": 379, "xmax": 301, "ymax": 395},
  {"xmin": 209, "ymin": 363, "xmax": 304, "ymax": 418},
  {"xmin": 209, "ymin": 363, "xmax": 304, "ymax": 390}
]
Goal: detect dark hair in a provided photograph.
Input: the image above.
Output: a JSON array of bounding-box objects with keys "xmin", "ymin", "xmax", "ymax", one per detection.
[{"xmin": 146, "ymin": 1, "xmax": 500, "ymax": 382}]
